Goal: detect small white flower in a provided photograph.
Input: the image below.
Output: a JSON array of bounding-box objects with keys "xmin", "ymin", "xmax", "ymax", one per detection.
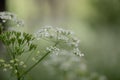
[
  {"xmin": 73, "ymin": 48, "xmax": 82, "ymax": 56},
  {"xmin": 2, "ymin": 20, "xmax": 6, "ymax": 23},
  {"xmin": 46, "ymin": 47, "xmax": 52, "ymax": 52}
]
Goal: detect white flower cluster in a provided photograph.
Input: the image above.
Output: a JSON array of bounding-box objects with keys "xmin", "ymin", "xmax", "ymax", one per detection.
[
  {"xmin": 43, "ymin": 50, "xmax": 86, "ymax": 72},
  {"xmin": 43, "ymin": 51, "xmax": 107, "ymax": 80},
  {"xmin": 70, "ymin": 37, "xmax": 80, "ymax": 47},
  {"xmin": 35, "ymin": 26, "xmax": 83, "ymax": 56},
  {"xmin": 73, "ymin": 48, "xmax": 84, "ymax": 56},
  {"xmin": 0, "ymin": 12, "xmax": 24, "ymax": 27},
  {"xmin": 0, "ymin": 58, "xmax": 26, "ymax": 73},
  {"xmin": 46, "ymin": 46, "xmax": 60, "ymax": 54},
  {"xmin": 35, "ymin": 26, "xmax": 73, "ymax": 41},
  {"xmin": 55, "ymin": 27, "xmax": 73, "ymax": 35}
]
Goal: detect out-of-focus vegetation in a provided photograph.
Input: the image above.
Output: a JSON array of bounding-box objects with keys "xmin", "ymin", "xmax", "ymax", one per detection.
[
  {"xmin": 89, "ymin": 0, "xmax": 120, "ymax": 27},
  {"xmin": 0, "ymin": 0, "xmax": 119, "ymax": 80}
]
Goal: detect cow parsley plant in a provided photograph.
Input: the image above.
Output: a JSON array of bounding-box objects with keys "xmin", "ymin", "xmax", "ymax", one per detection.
[{"xmin": 0, "ymin": 12, "xmax": 83, "ymax": 80}]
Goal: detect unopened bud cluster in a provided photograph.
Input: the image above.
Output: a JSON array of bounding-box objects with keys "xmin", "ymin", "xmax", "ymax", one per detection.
[
  {"xmin": 0, "ymin": 31, "xmax": 37, "ymax": 55},
  {"xmin": 0, "ymin": 58, "xmax": 27, "ymax": 73}
]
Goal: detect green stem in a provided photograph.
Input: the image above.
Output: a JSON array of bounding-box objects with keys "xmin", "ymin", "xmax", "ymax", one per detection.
[
  {"xmin": 16, "ymin": 67, "xmax": 20, "ymax": 80},
  {"xmin": 12, "ymin": 53, "xmax": 21, "ymax": 80},
  {"xmin": 19, "ymin": 51, "xmax": 50, "ymax": 78},
  {"xmin": 19, "ymin": 42, "xmax": 59, "ymax": 79}
]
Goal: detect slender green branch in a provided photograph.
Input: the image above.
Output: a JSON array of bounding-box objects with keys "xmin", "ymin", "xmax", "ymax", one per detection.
[
  {"xmin": 19, "ymin": 42, "xmax": 59, "ymax": 78},
  {"xmin": 24, "ymin": 50, "xmax": 34, "ymax": 63},
  {"xmin": 12, "ymin": 54, "xmax": 21, "ymax": 80},
  {"xmin": 19, "ymin": 51, "xmax": 50, "ymax": 78}
]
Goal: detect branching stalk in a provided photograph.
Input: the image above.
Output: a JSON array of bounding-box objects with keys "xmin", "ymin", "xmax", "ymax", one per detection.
[{"xmin": 19, "ymin": 42, "xmax": 59, "ymax": 79}]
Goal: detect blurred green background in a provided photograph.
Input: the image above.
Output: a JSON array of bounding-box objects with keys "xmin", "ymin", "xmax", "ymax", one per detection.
[{"xmin": 0, "ymin": 0, "xmax": 120, "ymax": 80}]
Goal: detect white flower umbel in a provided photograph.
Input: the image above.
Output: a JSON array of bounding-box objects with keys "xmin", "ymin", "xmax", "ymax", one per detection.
[
  {"xmin": 0, "ymin": 12, "xmax": 24, "ymax": 27},
  {"xmin": 35, "ymin": 26, "xmax": 83, "ymax": 56},
  {"xmin": 43, "ymin": 50, "xmax": 107, "ymax": 80},
  {"xmin": 43, "ymin": 50, "xmax": 86, "ymax": 76}
]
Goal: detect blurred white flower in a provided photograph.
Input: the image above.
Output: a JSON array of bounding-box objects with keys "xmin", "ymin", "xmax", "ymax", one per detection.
[
  {"xmin": 0, "ymin": 12, "xmax": 24, "ymax": 27},
  {"xmin": 35, "ymin": 26, "xmax": 83, "ymax": 56}
]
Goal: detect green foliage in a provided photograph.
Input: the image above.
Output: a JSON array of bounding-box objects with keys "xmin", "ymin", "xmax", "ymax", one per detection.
[{"xmin": 89, "ymin": 0, "xmax": 120, "ymax": 28}]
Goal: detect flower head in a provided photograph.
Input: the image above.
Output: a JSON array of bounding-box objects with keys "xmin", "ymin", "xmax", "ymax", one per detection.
[
  {"xmin": 0, "ymin": 12, "xmax": 24, "ymax": 27},
  {"xmin": 35, "ymin": 26, "xmax": 83, "ymax": 56}
]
